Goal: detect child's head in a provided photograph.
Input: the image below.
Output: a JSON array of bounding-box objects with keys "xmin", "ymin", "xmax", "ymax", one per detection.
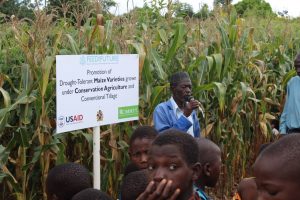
[
  {"xmin": 121, "ymin": 169, "xmax": 149, "ymax": 200},
  {"xmin": 123, "ymin": 162, "xmax": 140, "ymax": 177},
  {"xmin": 237, "ymin": 178, "xmax": 257, "ymax": 200},
  {"xmin": 195, "ymin": 138, "xmax": 222, "ymax": 189},
  {"xmin": 129, "ymin": 125, "xmax": 158, "ymax": 169},
  {"xmin": 46, "ymin": 163, "xmax": 92, "ymax": 200},
  {"xmin": 294, "ymin": 53, "xmax": 300, "ymax": 76},
  {"xmin": 258, "ymin": 143, "xmax": 271, "ymax": 155},
  {"xmin": 148, "ymin": 129, "xmax": 200, "ymax": 199},
  {"xmin": 71, "ymin": 188, "xmax": 112, "ymax": 200},
  {"xmin": 253, "ymin": 133, "xmax": 300, "ymax": 200},
  {"xmin": 270, "ymin": 119, "xmax": 279, "ymax": 130}
]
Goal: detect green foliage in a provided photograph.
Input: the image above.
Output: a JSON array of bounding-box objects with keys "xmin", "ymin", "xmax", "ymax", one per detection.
[
  {"xmin": 194, "ymin": 4, "xmax": 210, "ymax": 20},
  {"xmin": 234, "ymin": 0, "xmax": 275, "ymax": 17},
  {"xmin": 0, "ymin": 0, "xmax": 37, "ymax": 19},
  {"xmin": 46, "ymin": 0, "xmax": 116, "ymax": 19},
  {"xmin": 173, "ymin": 2, "xmax": 194, "ymax": 18}
]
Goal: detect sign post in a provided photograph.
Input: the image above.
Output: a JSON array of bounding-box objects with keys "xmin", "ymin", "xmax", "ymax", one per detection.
[
  {"xmin": 56, "ymin": 54, "xmax": 139, "ymax": 189},
  {"xmin": 93, "ymin": 126, "xmax": 101, "ymax": 189}
]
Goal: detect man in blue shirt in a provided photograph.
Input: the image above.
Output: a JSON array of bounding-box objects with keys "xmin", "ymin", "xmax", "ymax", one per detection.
[
  {"xmin": 280, "ymin": 53, "xmax": 300, "ymax": 134},
  {"xmin": 153, "ymin": 72, "xmax": 201, "ymax": 137}
]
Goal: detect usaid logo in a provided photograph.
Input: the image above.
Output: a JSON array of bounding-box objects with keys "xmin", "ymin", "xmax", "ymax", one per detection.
[
  {"xmin": 65, "ymin": 114, "xmax": 84, "ymax": 124},
  {"xmin": 58, "ymin": 116, "xmax": 65, "ymax": 128},
  {"xmin": 58, "ymin": 114, "xmax": 84, "ymax": 127}
]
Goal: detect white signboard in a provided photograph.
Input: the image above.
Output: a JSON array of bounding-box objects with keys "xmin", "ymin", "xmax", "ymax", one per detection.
[{"xmin": 56, "ymin": 54, "xmax": 139, "ymax": 133}]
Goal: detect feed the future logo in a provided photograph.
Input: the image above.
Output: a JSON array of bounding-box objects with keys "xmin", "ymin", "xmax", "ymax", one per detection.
[
  {"xmin": 79, "ymin": 55, "xmax": 119, "ymax": 66},
  {"xmin": 80, "ymin": 55, "xmax": 86, "ymax": 65}
]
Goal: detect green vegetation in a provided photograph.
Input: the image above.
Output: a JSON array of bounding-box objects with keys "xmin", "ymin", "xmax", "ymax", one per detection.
[
  {"xmin": 1, "ymin": 0, "xmax": 300, "ymax": 199},
  {"xmin": 0, "ymin": 0, "xmax": 36, "ymax": 19},
  {"xmin": 234, "ymin": 0, "xmax": 275, "ymax": 17}
]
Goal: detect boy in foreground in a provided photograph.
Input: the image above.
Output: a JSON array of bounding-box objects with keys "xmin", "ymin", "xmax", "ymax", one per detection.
[
  {"xmin": 195, "ymin": 138, "xmax": 222, "ymax": 200},
  {"xmin": 232, "ymin": 142, "xmax": 270, "ymax": 200},
  {"xmin": 253, "ymin": 133, "xmax": 300, "ymax": 200},
  {"xmin": 232, "ymin": 178, "xmax": 257, "ymax": 200},
  {"xmin": 46, "ymin": 163, "xmax": 92, "ymax": 200},
  {"xmin": 121, "ymin": 169, "xmax": 149, "ymax": 200},
  {"xmin": 129, "ymin": 125, "xmax": 158, "ymax": 169},
  {"xmin": 137, "ymin": 129, "xmax": 201, "ymax": 200}
]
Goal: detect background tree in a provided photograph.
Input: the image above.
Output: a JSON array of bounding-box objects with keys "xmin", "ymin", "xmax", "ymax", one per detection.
[
  {"xmin": 234, "ymin": 0, "xmax": 275, "ymax": 17},
  {"xmin": 46, "ymin": 0, "xmax": 116, "ymax": 18},
  {"xmin": 0, "ymin": 0, "xmax": 37, "ymax": 19},
  {"xmin": 101, "ymin": 0, "xmax": 116, "ymax": 13},
  {"xmin": 173, "ymin": 1, "xmax": 194, "ymax": 18},
  {"xmin": 194, "ymin": 3, "xmax": 210, "ymax": 20}
]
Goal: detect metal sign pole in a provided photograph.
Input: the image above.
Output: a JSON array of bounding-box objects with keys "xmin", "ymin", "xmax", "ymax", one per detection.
[{"xmin": 93, "ymin": 126, "xmax": 101, "ymax": 189}]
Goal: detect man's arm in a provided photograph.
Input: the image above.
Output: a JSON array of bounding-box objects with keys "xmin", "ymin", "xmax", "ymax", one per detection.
[{"xmin": 153, "ymin": 104, "xmax": 192, "ymax": 133}]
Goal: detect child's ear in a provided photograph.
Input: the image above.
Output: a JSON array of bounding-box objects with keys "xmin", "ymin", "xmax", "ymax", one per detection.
[
  {"xmin": 203, "ymin": 162, "xmax": 211, "ymax": 177},
  {"xmin": 192, "ymin": 162, "xmax": 202, "ymax": 181}
]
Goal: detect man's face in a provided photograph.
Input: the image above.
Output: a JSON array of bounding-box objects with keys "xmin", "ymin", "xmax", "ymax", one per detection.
[
  {"xmin": 148, "ymin": 144, "xmax": 194, "ymax": 198},
  {"xmin": 171, "ymin": 79, "xmax": 192, "ymax": 105},
  {"xmin": 253, "ymin": 156, "xmax": 300, "ymax": 200},
  {"xmin": 129, "ymin": 138, "xmax": 153, "ymax": 169}
]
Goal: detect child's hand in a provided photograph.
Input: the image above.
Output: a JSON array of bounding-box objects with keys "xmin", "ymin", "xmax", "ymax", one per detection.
[{"xmin": 136, "ymin": 179, "xmax": 180, "ymax": 200}]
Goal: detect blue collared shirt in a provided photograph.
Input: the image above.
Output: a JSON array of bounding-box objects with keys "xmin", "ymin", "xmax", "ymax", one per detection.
[
  {"xmin": 153, "ymin": 99, "xmax": 201, "ymax": 137},
  {"xmin": 280, "ymin": 76, "xmax": 300, "ymax": 134},
  {"xmin": 169, "ymin": 97, "xmax": 194, "ymax": 136}
]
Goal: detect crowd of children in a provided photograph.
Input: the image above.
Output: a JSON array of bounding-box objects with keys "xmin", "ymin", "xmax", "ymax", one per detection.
[{"xmin": 45, "ymin": 124, "xmax": 300, "ymax": 200}]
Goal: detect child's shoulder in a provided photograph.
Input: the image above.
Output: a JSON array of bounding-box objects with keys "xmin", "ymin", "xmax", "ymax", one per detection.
[{"xmin": 194, "ymin": 186, "xmax": 210, "ymax": 200}]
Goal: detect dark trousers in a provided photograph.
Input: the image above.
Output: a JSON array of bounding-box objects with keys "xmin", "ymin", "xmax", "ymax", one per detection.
[{"xmin": 287, "ymin": 128, "xmax": 300, "ymax": 134}]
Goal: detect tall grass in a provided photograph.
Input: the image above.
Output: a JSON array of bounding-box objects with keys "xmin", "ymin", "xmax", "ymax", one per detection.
[{"xmin": 0, "ymin": 2, "xmax": 300, "ymax": 199}]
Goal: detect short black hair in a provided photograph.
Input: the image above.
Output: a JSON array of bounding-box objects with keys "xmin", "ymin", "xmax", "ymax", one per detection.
[
  {"xmin": 196, "ymin": 138, "xmax": 221, "ymax": 164},
  {"xmin": 121, "ymin": 170, "xmax": 148, "ymax": 200},
  {"xmin": 152, "ymin": 129, "xmax": 199, "ymax": 166},
  {"xmin": 271, "ymin": 119, "xmax": 279, "ymax": 130},
  {"xmin": 123, "ymin": 162, "xmax": 140, "ymax": 177},
  {"xmin": 256, "ymin": 133, "xmax": 300, "ymax": 181},
  {"xmin": 170, "ymin": 72, "xmax": 190, "ymax": 88},
  {"xmin": 71, "ymin": 188, "xmax": 112, "ymax": 200},
  {"xmin": 46, "ymin": 163, "xmax": 92, "ymax": 200},
  {"xmin": 129, "ymin": 126, "xmax": 158, "ymax": 146}
]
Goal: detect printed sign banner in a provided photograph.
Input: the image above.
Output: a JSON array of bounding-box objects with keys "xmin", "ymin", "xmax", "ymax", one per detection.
[{"xmin": 56, "ymin": 54, "xmax": 139, "ymax": 133}]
